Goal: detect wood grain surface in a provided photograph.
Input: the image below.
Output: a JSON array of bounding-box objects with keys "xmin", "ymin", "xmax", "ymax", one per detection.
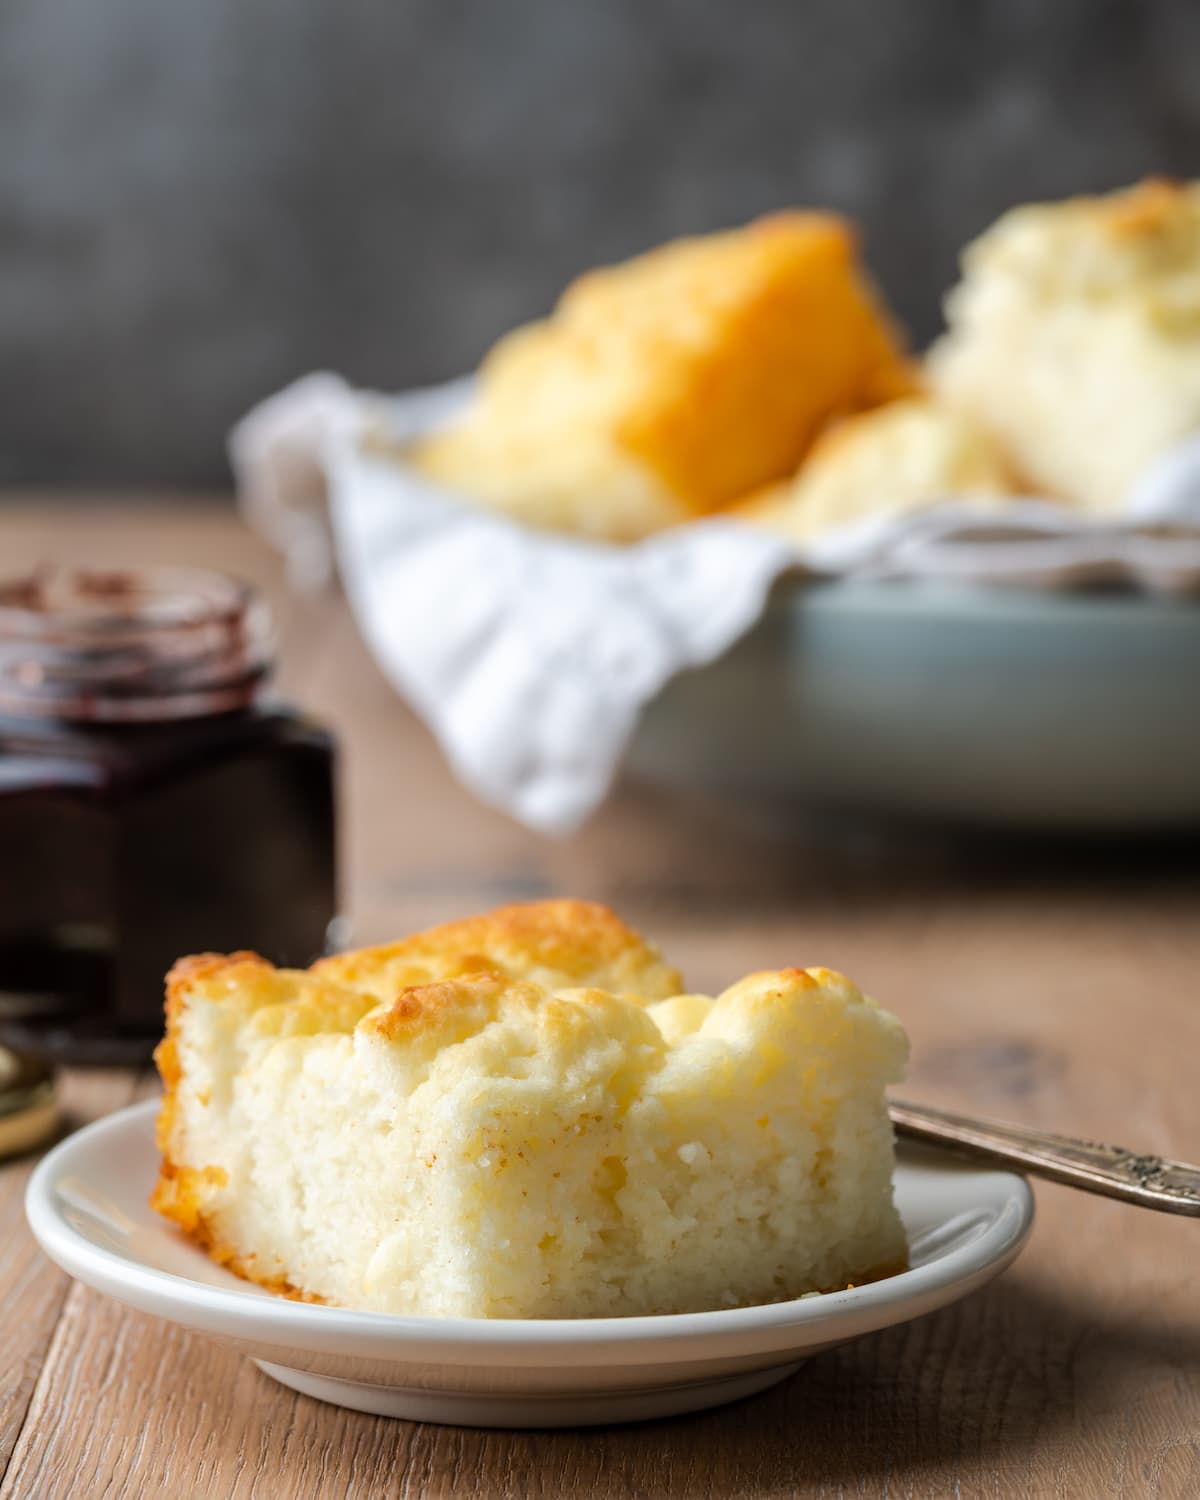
[{"xmin": 2, "ymin": 501, "xmax": 1198, "ymax": 1499}]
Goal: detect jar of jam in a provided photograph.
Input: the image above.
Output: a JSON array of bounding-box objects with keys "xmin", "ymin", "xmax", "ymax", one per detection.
[{"xmin": 0, "ymin": 567, "xmax": 338, "ymax": 1063}]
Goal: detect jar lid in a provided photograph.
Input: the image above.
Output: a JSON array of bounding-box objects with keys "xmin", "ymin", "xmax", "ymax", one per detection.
[
  {"xmin": 0, "ymin": 567, "xmax": 274, "ymax": 722},
  {"xmin": 0, "ymin": 1047, "xmax": 58, "ymax": 1160}
]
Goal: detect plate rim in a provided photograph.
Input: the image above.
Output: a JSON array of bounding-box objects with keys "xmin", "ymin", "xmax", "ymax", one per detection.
[{"xmin": 27, "ymin": 1098, "xmax": 1035, "ymax": 1364}]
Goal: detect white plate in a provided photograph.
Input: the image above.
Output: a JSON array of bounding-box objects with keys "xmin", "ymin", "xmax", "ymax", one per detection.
[{"xmin": 26, "ymin": 1099, "xmax": 1034, "ymax": 1428}]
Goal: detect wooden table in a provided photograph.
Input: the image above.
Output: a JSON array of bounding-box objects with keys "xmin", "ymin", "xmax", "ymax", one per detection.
[{"xmin": 2, "ymin": 501, "xmax": 1199, "ymax": 1499}]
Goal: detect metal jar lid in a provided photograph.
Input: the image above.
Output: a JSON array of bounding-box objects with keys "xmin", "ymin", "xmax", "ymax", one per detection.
[{"xmin": 0, "ymin": 1047, "xmax": 58, "ymax": 1160}]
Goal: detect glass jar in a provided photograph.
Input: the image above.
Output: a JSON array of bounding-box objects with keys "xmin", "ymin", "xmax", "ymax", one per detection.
[{"xmin": 0, "ymin": 567, "xmax": 338, "ymax": 1063}]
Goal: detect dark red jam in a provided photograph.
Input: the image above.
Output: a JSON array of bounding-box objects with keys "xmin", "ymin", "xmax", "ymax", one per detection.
[{"xmin": 0, "ymin": 567, "xmax": 337, "ymax": 1063}]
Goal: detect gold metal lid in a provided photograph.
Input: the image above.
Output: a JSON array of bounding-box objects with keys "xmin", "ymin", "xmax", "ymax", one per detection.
[{"xmin": 0, "ymin": 1047, "xmax": 58, "ymax": 1160}]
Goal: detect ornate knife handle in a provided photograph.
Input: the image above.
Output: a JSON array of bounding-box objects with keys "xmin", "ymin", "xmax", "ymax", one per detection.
[{"xmin": 890, "ymin": 1099, "xmax": 1200, "ymax": 1216}]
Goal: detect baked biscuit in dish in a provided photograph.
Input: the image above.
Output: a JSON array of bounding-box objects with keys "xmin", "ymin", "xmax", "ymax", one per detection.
[
  {"xmin": 153, "ymin": 903, "xmax": 908, "ymax": 1318},
  {"xmin": 930, "ymin": 178, "xmax": 1200, "ymax": 512},
  {"xmin": 413, "ymin": 214, "xmax": 916, "ymax": 541},
  {"xmin": 739, "ymin": 396, "xmax": 1017, "ymax": 541}
]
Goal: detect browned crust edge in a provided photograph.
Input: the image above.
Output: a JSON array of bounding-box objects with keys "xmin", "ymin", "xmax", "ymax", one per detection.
[
  {"xmin": 312, "ymin": 898, "xmax": 683, "ymax": 994},
  {"xmin": 151, "ymin": 952, "xmax": 267, "ymax": 1261}
]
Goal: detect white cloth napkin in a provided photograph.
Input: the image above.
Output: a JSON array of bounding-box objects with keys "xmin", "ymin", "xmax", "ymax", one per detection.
[{"xmin": 230, "ymin": 376, "xmax": 1200, "ymax": 832}]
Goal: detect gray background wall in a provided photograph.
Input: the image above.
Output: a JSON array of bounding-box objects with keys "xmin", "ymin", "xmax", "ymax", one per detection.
[{"xmin": 3, "ymin": 0, "xmax": 1198, "ymax": 487}]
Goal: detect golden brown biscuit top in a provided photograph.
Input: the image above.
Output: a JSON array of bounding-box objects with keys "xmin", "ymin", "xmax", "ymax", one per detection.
[
  {"xmin": 313, "ymin": 899, "xmax": 683, "ymax": 1002},
  {"xmin": 1101, "ymin": 177, "xmax": 1194, "ymax": 241},
  {"xmin": 416, "ymin": 212, "xmax": 917, "ymax": 531},
  {"xmin": 157, "ymin": 901, "xmax": 683, "ymax": 1083},
  {"xmin": 954, "ymin": 176, "xmax": 1200, "ymax": 326},
  {"xmin": 162, "ymin": 951, "xmax": 379, "ymax": 1038},
  {"xmin": 561, "ymin": 213, "xmax": 917, "ymax": 507}
]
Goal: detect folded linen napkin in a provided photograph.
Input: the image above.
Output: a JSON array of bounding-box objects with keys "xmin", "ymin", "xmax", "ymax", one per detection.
[{"xmin": 230, "ymin": 376, "xmax": 1200, "ymax": 832}]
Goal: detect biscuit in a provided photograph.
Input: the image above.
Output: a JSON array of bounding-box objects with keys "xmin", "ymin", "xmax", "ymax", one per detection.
[
  {"xmin": 738, "ymin": 396, "xmax": 1016, "ymax": 540},
  {"xmin": 413, "ymin": 214, "xmax": 916, "ymax": 540},
  {"xmin": 930, "ymin": 178, "xmax": 1200, "ymax": 511},
  {"xmin": 153, "ymin": 902, "xmax": 908, "ymax": 1317}
]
